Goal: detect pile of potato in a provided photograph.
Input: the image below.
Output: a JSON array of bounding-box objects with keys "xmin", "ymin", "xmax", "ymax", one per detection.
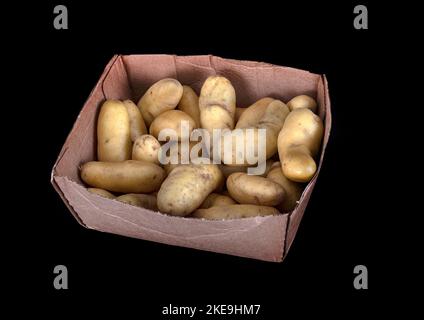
[{"xmin": 81, "ymin": 76, "xmax": 324, "ymax": 220}]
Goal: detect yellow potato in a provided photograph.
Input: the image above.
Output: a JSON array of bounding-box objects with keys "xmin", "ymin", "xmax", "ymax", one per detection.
[
  {"xmin": 192, "ymin": 204, "xmax": 280, "ymax": 220},
  {"xmin": 87, "ymin": 188, "xmax": 115, "ymax": 199},
  {"xmin": 116, "ymin": 193, "xmax": 158, "ymax": 211},
  {"xmin": 137, "ymin": 78, "xmax": 183, "ymax": 126},
  {"xmin": 222, "ymin": 99, "xmax": 290, "ymax": 167},
  {"xmin": 235, "ymin": 97, "xmax": 274, "ymax": 128},
  {"xmin": 97, "ymin": 100, "xmax": 131, "ymax": 162},
  {"xmin": 161, "ymin": 140, "xmax": 204, "ymax": 174},
  {"xmin": 200, "ymin": 193, "xmax": 236, "ymax": 208},
  {"xmin": 157, "ymin": 163, "xmax": 223, "ymax": 216},
  {"xmin": 199, "ymin": 76, "xmax": 236, "ymax": 132},
  {"xmin": 226, "ymin": 172, "xmax": 285, "ymax": 206},
  {"xmin": 150, "ymin": 110, "xmax": 196, "ymax": 141},
  {"xmin": 234, "ymin": 107, "xmax": 246, "ymax": 123},
  {"xmin": 278, "ymin": 108, "xmax": 324, "ymax": 182},
  {"xmin": 123, "ymin": 99, "xmax": 147, "ymax": 142},
  {"xmin": 81, "ymin": 160, "xmax": 165, "ymax": 193},
  {"xmin": 177, "ymin": 85, "xmax": 200, "ymax": 128},
  {"xmin": 287, "ymin": 95, "xmax": 317, "ymax": 113},
  {"xmin": 267, "ymin": 166, "xmax": 303, "ymax": 212},
  {"xmin": 132, "ymin": 134, "xmax": 161, "ymax": 164}
]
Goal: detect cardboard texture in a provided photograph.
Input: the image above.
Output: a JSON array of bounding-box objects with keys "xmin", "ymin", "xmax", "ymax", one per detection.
[{"xmin": 51, "ymin": 54, "xmax": 331, "ymax": 262}]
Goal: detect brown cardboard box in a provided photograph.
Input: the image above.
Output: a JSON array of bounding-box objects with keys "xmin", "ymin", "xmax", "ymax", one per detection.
[{"xmin": 51, "ymin": 54, "xmax": 331, "ymax": 262}]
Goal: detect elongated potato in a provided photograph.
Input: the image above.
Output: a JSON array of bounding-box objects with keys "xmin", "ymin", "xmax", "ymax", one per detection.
[
  {"xmin": 267, "ymin": 166, "xmax": 303, "ymax": 212},
  {"xmin": 157, "ymin": 163, "xmax": 223, "ymax": 216},
  {"xmin": 227, "ymin": 172, "xmax": 285, "ymax": 206},
  {"xmin": 137, "ymin": 78, "xmax": 183, "ymax": 126},
  {"xmin": 278, "ymin": 108, "xmax": 323, "ymax": 182},
  {"xmin": 221, "ymin": 99, "xmax": 289, "ymax": 168},
  {"xmin": 116, "ymin": 193, "xmax": 158, "ymax": 211},
  {"xmin": 193, "ymin": 204, "xmax": 279, "ymax": 220},
  {"xmin": 123, "ymin": 99, "xmax": 147, "ymax": 141},
  {"xmin": 200, "ymin": 193, "xmax": 236, "ymax": 208},
  {"xmin": 287, "ymin": 95, "xmax": 317, "ymax": 113},
  {"xmin": 97, "ymin": 100, "xmax": 131, "ymax": 162},
  {"xmin": 235, "ymin": 97, "xmax": 274, "ymax": 128},
  {"xmin": 81, "ymin": 160, "xmax": 165, "ymax": 193},
  {"xmin": 177, "ymin": 85, "xmax": 200, "ymax": 128},
  {"xmin": 150, "ymin": 110, "xmax": 195, "ymax": 141},
  {"xmin": 132, "ymin": 134, "xmax": 161, "ymax": 164},
  {"xmin": 87, "ymin": 188, "xmax": 115, "ymax": 199},
  {"xmin": 199, "ymin": 76, "xmax": 236, "ymax": 132}
]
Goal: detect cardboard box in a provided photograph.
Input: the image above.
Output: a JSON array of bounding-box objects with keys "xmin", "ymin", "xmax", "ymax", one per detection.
[{"xmin": 51, "ymin": 54, "xmax": 331, "ymax": 262}]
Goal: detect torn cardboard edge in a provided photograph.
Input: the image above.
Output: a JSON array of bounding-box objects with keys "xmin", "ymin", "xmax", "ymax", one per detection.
[{"xmin": 50, "ymin": 54, "xmax": 331, "ymax": 262}]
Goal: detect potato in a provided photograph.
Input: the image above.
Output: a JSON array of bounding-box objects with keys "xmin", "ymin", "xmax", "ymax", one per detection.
[
  {"xmin": 123, "ymin": 99, "xmax": 147, "ymax": 142},
  {"xmin": 87, "ymin": 188, "xmax": 115, "ymax": 199},
  {"xmin": 150, "ymin": 110, "xmax": 196, "ymax": 141},
  {"xmin": 234, "ymin": 107, "xmax": 246, "ymax": 123},
  {"xmin": 235, "ymin": 97, "xmax": 274, "ymax": 128},
  {"xmin": 267, "ymin": 166, "xmax": 303, "ymax": 212},
  {"xmin": 132, "ymin": 134, "xmax": 161, "ymax": 164},
  {"xmin": 221, "ymin": 99, "xmax": 289, "ymax": 167},
  {"xmin": 137, "ymin": 78, "xmax": 183, "ymax": 126},
  {"xmin": 160, "ymin": 141, "xmax": 201, "ymax": 174},
  {"xmin": 116, "ymin": 193, "xmax": 158, "ymax": 211},
  {"xmin": 81, "ymin": 160, "xmax": 165, "ymax": 193},
  {"xmin": 199, "ymin": 76, "xmax": 236, "ymax": 132},
  {"xmin": 97, "ymin": 100, "xmax": 131, "ymax": 162},
  {"xmin": 278, "ymin": 108, "xmax": 323, "ymax": 182},
  {"xmin": 157, "ymin": 163, "xmax": 223, "ymax": 216},
  {"xmin": 287, "ymin": 95, "xmax": 317, "ymax": 113},
  {"xmin": 192, "ymin": 204, "xmax": 279, "ymax": 220},
  {"xmin": 226, "ymin": 172, "xmax": 285, "ymax": 206},
  {"xmin": 200, "ymin": 193, "xmax": 236, "ymax": 208},
  {"xmin": 177, "ymin": 85, "xmax": 200, "ymax": 128}
]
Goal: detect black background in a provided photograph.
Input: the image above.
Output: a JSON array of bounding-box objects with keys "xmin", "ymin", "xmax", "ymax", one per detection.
[{"xmin": 8, "ymin": 0, "xmax": 405, "ymax": 317}]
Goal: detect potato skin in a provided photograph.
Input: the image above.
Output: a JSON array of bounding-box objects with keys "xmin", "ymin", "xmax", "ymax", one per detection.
[
  {"xmin": 123, "ymin": 99, "xmax": 147, "ymax": 142},
  {"xmin": 287, "ymin": 95, "xmax": 317, "ymax": 113},
  {"xmin": 87, "ymin": 188, "xmax": 115, "ymax": 199},
  {"xmin": 199, "ymin": 76, "xmax": 236, "ymax": 132},
  {"xmin": 116, "ymin": 193, "xmax": 158, "ymax": 211},
  {"xmin": 278, "ymin": 108, "xmax": 324, "ymax": 182},
  {"xmin": 137, "ymin": 78, "xmax": 183, "ymax": 126},
  {"xmin": 267, "ymin": 166, "xmax": 303, "ymax": 212},
  {"xmin": 149, "ymin": 110, "xmax": 195, "ymax": 141},
  {"xmin": 132, "ymin": 134, "xmax": 161, "ymax": 164},
  {"xmin": 81, "ymin": 160, "xmax": 165, "ymax": 193},
  {"xmin": 192, "ymin": 204, "xmax": 279, "ymax": 220},
  {"xmin": 177, "ymin": 85, "xmax": 200, "ymax": 128},
  {"xmin": 222, "ymin": 99, "xmax": 290, "ymax": 166},
  {"xmin": 157, "ymin": 163, "xmax": 223, "ymax": 216},
  {"xmin": 235, "ymin": 97, "xmax": 274, "ymax": 129},
  {"xmin": 97, "ymin": 100, "xmax": 131, "ymax": 162},
  {"xmin": 200, "ymin": 193, "xmax": 236, "ymax": 208},
  {"xmin": 226, "ymin": 172, "xmax": 285, "ymax": 206}
]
